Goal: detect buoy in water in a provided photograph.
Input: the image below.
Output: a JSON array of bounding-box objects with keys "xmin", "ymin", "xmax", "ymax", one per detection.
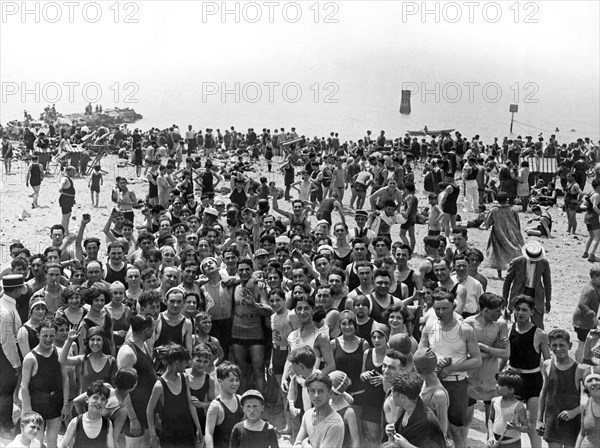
[{"xmin": 400, "ymin": 90, "xmax": 411, "ymax": 115}]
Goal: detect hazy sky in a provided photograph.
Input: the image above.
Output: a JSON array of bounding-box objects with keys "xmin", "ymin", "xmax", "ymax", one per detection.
[{"xmin": 1, "ymin": 1, "xmax": 598, "ymax": 138}]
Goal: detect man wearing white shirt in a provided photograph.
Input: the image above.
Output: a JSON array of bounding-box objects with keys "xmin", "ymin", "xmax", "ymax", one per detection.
[
  {"xmin": 0, "ymin": 275, "xmax": 27, "ymax": 436},
  {"xmin": 451, "ymin": 254, "xmax": 484, "ymax": 319}
]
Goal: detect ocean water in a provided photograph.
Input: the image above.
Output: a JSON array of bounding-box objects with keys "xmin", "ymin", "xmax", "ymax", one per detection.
[
  {"xmin": 37, "ymin": 82, "xmax": 600, "ymax": 146},
  {"xmin": 3, "ymin": 75, "xmax": 599, "ymax": 146}
]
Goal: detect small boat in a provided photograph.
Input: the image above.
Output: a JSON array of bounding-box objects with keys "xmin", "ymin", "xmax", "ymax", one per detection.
[{"xmin": 407, "ymin": 128, "xmax": 455, "ymax": 137}]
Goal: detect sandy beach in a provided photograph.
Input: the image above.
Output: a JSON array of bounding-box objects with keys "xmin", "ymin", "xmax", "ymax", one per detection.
[{"xmin": 0, "ymin": 152, "xmax": 590, "ymax": 448}]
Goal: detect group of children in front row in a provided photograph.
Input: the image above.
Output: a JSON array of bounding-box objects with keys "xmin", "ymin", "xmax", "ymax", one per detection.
[{"xmin": 8, "ymin": 317, "xmax": 600, "ymax": 448}]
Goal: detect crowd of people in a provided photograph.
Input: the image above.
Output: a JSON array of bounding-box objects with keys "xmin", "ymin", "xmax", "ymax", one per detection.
[{"xmin": 1, "ymin": 123, "xmax": 600, "ymax": 448}]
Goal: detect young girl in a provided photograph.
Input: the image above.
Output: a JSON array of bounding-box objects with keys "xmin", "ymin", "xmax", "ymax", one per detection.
[
  {"xmin": 59, "ymin": 326, "xmax": 117, "ymax": 397},
  {"xmin": 186, "ymin": 344, "xmax": 216, "ymax": 436},
  {"xmin": 329, "ymin": 370, "xmax": 360, "ymax": 448},
  {"xmin": 7, "ymin": 412, "xmax": 44, "ymax": 448},
  {"xmin": 537, "ymin": 329, "xmax": 585, "ymax": 448},
  {"xmin": 61, "ymin": 381, "xmax": 114, "ymax": 448},
  {"xmin": 147, "ymin": 344, "xmax": 202, "ymax": 448},
  {"xmin": 488, "ymin": 370, "xmax": 529, "ymax": 448},
  {"xmin": 89, "ymin": 164, "xmax": 103, "ymax": 207}
]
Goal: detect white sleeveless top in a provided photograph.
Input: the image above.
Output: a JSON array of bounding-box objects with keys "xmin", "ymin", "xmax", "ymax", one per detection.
[{"xmin": 426, "ymin": 320, "xmax": 468, "ymax": 378}]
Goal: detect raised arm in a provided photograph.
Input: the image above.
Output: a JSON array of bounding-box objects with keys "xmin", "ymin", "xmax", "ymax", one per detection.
[
  {"xmin": 75, "ymin": 214, "xmax": 92, "ymax": 260},
  {"xmin": 272, "ymin": 194, "xmax": 292, "ymax": 220},
  {"xmin": 58, "ymin": 329, "xmax": 84, "ymax": 367}
]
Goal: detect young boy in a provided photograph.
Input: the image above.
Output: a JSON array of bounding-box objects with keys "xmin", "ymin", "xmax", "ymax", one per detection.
[
  {"xmin": 61, "ymin": 381, "xmax": 114, "ymax": 448},
  {"xmin": 204, "ymin": 362, "xmax": 244, "ymax": 448},
  {"xmin": 268, "ymin": 289, "xmax": 298, "ymax": 411},
  {"xmin": 294, "ymin": 371, "xmax": 344, "ymax": 448},
  {"xmin": 286, "ymin": 346, "xmax": 318, "ymax": 441},
  {"xmin": 229, "ymin": 390, "xmax": 279, "ymax": 448},
  {"xmin": 89, "ymin": 164, "xmax": 103, "ymax": 207},
  {"xmin": 186, "ymin": 344, "xmax": 216, "ymax": 436},
  {"xmin": 537, "ymin": 329, "xmax": 585, "ymax": 448},
  {"xmin": 71, "ymin": 368, "xmax": 139, "ymax": 447},
  {"xmin": 7, "ymin": 412, "xmax": 43, "ymax": 448},
  {"xmin": 488, "ymin": 371, "xmax": 529, "ymax": 448},
  {"xmin": 147, "ymin": 344, "xmax": 201, "ymax": 448}
]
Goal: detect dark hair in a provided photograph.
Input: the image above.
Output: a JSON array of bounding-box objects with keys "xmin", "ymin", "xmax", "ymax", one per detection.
[
  {"xmin": 383, "ymin": 303, "xmax": 411, "ymax": 324},
  {"xmin": 479, "ymin": 292, "xmax": 503, "ymax": 310},
  {"xmin": 268, "ymin": 288, "xmax": 286, "ymax": 302},
  {"xmin": 391, "ymin": 370, "xmax": 423, "ymax": 400},
  {"xmin": 160, "ymin": 343, "xmax": 191, "ymax": 365},
  {"xmin": 114, "ymin": 368, "xmax": 138, "ymax": 390},
  {"xmin": 372, "ymin": 236, "xmax": 391, "ymax": 249},
  {"xmin": 452, "ymin": 227, "xmax": 468, "ymax": 238},
  {"xmin": 423, "ymin": 236, "xmax": 440, "ymax": 249},
  {"xmin": 50, "ymin": 224, "xmax": 66, "ymax": 235},
  {"xmin": 392, "ymin": 242, "xmax": 413, "ymax": 256},
  {"xmin": 86, "ymin": 380, "xmax": 111, "ymax": 400},
  {"xmin": 513, "ymin": 294, "xmax": 535, "ymax": 311},
  {"xmin": 288, "ymin": 345, "xmax": 317, "ymax": 369},
  {"xmin": 216, "ymin": 361, "xmax": 241, "ymax": 380},
  {"xmin": 85, "ymin": 326, "xmax": 110, "ymax": 356},
  {"xmin": 373, "ymin": 268, "xmax": 391, "ymax": 281},
  {"xmin": 327, "ymin": 267, "xmax": 346, "ymax": 283},
  {"xmin": 10, "ymin": 257, "xmax": 29, "ymax": 272},
  {"xmin": 38, "ymin": 317, "xmax": 58, "ymax": 333},
  {"xmin": 385, "ymin": 348, "xmax": 408, "ymax": 367},
  {"xmin": 465, "ymin": 248, "xmax": 484, "ymax": 262},
  {"xmin": 138, "ymin": 290, "xmax": 161, "ymax": 310},
  {"xmin": 292, "ymin": 291, "xmax": 315, "ymax": 310},
  {"xmin": 548, "ymin": 329, "xmax": 571, "ymax": 344},
  {"xmin": 141, "ymin": 268, "xmax": 158, "ymax": 282},
  {"xmin": 496, "ymin": 370, "xmax": 523, "ymax": 392},
  {"xmin": 422, "ymin": 279, "xmax": 438, "ymax": 291},
  {"xmin": 61, "ymin": 286, "xmax": 83, "ymax": 306},
  {"xmin": 192, "ymin": 343, "xmax": 213, "ymax": 360},
  {"xmin": 82, "ymin": 286, "xmax": 111, "ymax": 305},
  {"xmin": 130, "ymin": 314, "xmax": 154, "ymax": 333},
  {"xmin": 305, "ymin": 370, "xmax": 333, "ymax": 390},
  {"xmin": 432, "ymin": 289, "xmax": 455, "ymax": 303}
]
